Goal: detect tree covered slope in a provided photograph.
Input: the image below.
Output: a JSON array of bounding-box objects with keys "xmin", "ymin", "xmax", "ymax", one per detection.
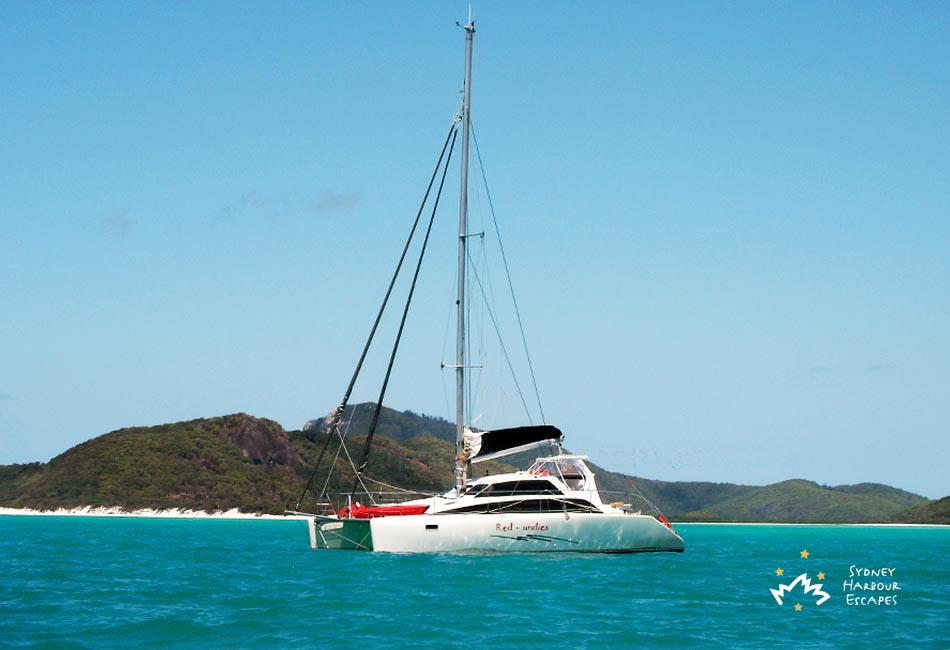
[{"xmin": 1, "ymin": 405, "xmax": 942, "ymax": 523}]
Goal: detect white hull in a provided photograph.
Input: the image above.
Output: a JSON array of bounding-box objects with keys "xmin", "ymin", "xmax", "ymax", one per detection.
[
  {"xmin": 309, "ymin": 455, "xmax": 686, "ymax": 553},
  {"xmin": 313, "ymin": 511, "xmax": 684, "ymax": 553}
]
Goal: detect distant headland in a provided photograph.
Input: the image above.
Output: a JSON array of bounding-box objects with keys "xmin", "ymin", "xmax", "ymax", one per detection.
[{"xmin": 1, "ymin": 405, "xmax": 947, "ymax": 524}]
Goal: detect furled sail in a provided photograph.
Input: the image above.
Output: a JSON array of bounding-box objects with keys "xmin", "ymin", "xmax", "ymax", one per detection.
[{"xmin": 462, "ymin": 425, "xmax": 563, "ymax": 463}]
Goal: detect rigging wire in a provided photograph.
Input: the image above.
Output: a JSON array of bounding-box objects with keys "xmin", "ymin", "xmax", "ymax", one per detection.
[
  {"xmin": 360, "ymin": 475, "xmax": 439, "ymax": 497},
  {"xmin": 465, "ymin": 248, "xmax": 533, "ymax": 424},
  {"xmin": 320, "ymin": 410, "xmax": 366, "ymax": 511},
  {"xmin": 318, "ymin": 421, "xmax": 349, "ymax": 508},
  {"xmin": 292, "ymin": 121, "xmax": 459, "ymax": 512},
  {"xmin": 350, "ymin": 127, "xmax": 460, "ymax": 500},
  {"xmin": 470, "ymin": 123, "xmax": 547, "ymax": 424}
]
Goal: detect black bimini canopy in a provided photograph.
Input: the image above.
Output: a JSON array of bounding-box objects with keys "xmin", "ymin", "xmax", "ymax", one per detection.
[{"xmin": 464, "ymin": 425, "xmax": 563, "ymax": 463}]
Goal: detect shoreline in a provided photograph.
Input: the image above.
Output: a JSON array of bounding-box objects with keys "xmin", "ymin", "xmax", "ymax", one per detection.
[
  {"xmin": 0, "ymin": 506, "xmax": 311, "ymax": 520},
  {"xmin": 0, "ymin": 507, "xmax": 943, "ymax": 526}
]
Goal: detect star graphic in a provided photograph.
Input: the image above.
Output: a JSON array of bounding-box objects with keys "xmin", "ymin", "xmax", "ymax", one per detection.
[
  {"xmin": 800, "ymin": 549, "xmax": 809, "ymax": 559},
  {"xmin": 775, "ymin": 568, "xmax": 784, "ymax": 576},
  {"xmin": 817, "ymin": 572, "xmax": 825, "ymax": 581},
  {"xmin": 794, "ymin": 603, "xmax": 803, "ymax": 611}
]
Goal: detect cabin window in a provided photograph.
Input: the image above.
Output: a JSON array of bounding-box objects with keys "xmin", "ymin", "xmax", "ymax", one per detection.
[
  {"xmin": 474, "ymin": 480, "xmax": 560, "ymax": 497},
  {"xmin": 442, "ymin": 499, "xmax": 599, "ymax": 514}
]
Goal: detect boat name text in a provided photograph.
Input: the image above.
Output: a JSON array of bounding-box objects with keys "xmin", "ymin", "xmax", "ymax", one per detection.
[{"xmin": 495, "ymin": 522, "xmax": 550, "ymax": 532}]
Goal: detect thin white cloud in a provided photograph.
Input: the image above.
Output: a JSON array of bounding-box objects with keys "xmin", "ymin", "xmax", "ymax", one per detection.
[
  {"xmin": 316, "ymin": 191, "xmax": 361, "ymax": 212},
  {"xmin": 97, "ymin": 208, "xmax": 137, "ymax": 238},
  {"xmin": 218, "ymin": 188, "xmax": 361, "ymax": 221},
  {"xmin": 802, "ymin": 364, "xmax": 896, "ymax": 378}
]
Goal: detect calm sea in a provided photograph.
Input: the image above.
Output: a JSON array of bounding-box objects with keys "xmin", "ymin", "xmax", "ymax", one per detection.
[{"xmin": 0, "ymin": 517, "xmax": 946, "ymax": 649}]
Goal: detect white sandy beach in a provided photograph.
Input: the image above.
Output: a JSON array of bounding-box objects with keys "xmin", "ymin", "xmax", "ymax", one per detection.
[{"xmin": 0, "ymin": 506, "xmax": 311, "ymax": 520}]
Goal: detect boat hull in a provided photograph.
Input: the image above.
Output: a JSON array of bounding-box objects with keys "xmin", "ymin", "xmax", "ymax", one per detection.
[
  {"xmin": 313, "ymin": 518, "xmax": 373, "ymax": 550},
  {"xmin": 367, "ymin": 512, "xmax": 684, "ymax": 554}
]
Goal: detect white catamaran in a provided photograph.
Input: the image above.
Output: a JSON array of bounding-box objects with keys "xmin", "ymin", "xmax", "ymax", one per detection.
[{"xmin": 288, "ymin": 19, "xmax": 684, "ymax": 554}]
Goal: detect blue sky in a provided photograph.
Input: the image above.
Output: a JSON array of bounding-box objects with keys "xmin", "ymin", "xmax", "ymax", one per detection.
[{"xmin": 2, "ymin": 2, "xmax": 947, "ymax": 498}]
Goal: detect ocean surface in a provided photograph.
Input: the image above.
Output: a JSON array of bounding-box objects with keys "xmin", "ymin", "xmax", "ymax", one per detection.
[{"xmin": 1, "ymin": 517, "xmax": 947, "ymax": 649}]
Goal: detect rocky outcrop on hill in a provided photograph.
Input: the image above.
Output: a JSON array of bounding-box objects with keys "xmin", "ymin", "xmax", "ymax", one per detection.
[{"xmin": 217, "ymin": 414, "xmax": 302, "ymax": 466}]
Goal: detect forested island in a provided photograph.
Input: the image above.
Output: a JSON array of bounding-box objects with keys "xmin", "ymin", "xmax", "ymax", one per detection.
[{"xmin": 1, "ymin": 405, "xmax": 946, "ymax": 524}]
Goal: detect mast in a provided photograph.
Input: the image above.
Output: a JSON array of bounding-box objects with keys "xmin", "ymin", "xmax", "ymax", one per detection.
[{"xmin": 455, "ymin": 15, "xmax": 475, "ymax": 492}]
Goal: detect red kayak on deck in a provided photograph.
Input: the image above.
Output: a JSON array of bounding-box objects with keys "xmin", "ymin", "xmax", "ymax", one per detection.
[{"xmin": 338, "ymin": 503, "xmax": 430, "ymax": 519}]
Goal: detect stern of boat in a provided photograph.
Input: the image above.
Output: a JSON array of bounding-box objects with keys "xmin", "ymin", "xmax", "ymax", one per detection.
[{"xmin": 311, "ymin": 517, "xmax": 373, "ymax": 550}]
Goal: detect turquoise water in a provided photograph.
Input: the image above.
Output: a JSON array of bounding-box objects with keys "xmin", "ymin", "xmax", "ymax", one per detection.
[{"xmin": 1, "ymin": 518, "xmax": 947, "ymax": 649}]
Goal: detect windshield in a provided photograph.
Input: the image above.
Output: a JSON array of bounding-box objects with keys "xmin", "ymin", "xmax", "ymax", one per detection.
[{"xmin": 528, "ymin": 458, "xmax": 588, "ymax": 490}]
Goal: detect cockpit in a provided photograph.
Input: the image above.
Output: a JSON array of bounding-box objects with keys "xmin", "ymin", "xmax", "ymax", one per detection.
[{"xmin": 527, "ymin": 456, "xmax": 590, "ymax": 491}]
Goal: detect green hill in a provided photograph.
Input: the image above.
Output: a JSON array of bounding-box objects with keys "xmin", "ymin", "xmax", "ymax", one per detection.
[
  {"xmin": 0, "ymin": 414, "xmax": 306, "ymax": 513},
  {"xmin": 892, "ymin": 496, "xmax": 950, "ymax": 524},
  {"xmin": 0, "ymin": 405, "xmax": 943, "ymax": 523},
  {"xmin": 686, "ymin": 479, "xmax": 923, "ymax": 523},
  {"xmin": 0, "ymin": 407, "xmax": 514, "ymax": 515},
  {"xmin": 305, "ymin": 403, "xmax": 455, "ymax": 442},
  {"xmin": 609, "ymin": 476, "xmax": 757, "ymax": 518}
]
